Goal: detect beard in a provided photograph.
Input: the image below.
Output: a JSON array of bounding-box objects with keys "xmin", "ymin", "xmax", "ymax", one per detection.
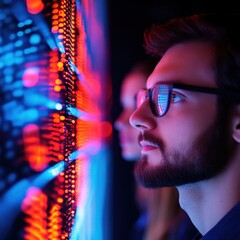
[{"xmin": 134, "ymin": 111, "xmax": 236, "ymax": 188}]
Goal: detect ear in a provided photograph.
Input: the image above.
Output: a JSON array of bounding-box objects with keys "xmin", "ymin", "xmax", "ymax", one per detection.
[{"xmin": 232, "ymin": 105, "xmax": 240, "ymax": 143}]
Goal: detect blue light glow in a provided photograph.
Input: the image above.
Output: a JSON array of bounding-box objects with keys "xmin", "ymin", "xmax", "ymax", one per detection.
[
  {"xmin": 17, "ymin": 31, "xmax": 24, "ymax": 37},
  {"xmin": 29, "ymin": 33, "xmax": 41, "ymax": 45},
  {"xmin": 55, "ymin": 103, "xmax": 62, "ymax": 110},
  {"xmin": 69, "ymin": 150, "xmax": 86, "ymax": 162},
  {"xmin": 23, "ymin": 46, "xmax": 38, "ymax": 54},
  {"xmin": 3, "ymin": 43, "xmax": 14, "ymax": 52},
  {"xmin": 68, "ymin": 105, "xmax": 100, "ymax": 121},
  {"xmin": 4, "ymin": 75, "xmax": 13, "ymax": 83},
  {"xmin": 2, "ymin": 101, "xmax": 40, "ymax": 126},
  {"xmin": 24, "ymin": 19, "xmax": 32, "ymax": 25},
  {"xmin": 12, "ymin": 88, "xmax": 23, "ymax": 97},
  {"xmin": 15, "ymin": 40, "xmax": 23, "ymax": 47},
  {"xmin": 68, "ymin": 105, "xmax": 84, "ymax": 118},
  {"xmin": 24, "ymin": 92, "xmax": 62, "ymax": 111},
  {"xmin": 31, "ymin": 161, "xmax": 66, "ymax": 187},
  {"xmin": 15, "ymin": 50, "xmax": 23, "ymax": 56},
  {"xmin": 14, "ymin": 56, "xmax": 24, "ymax": 64},
  {"xmin": 18, "ymin": 22, "xmax": 25, "ymax": 28},
  {"xmin": 70, "ymin": 150, "xmax": 110, "ymax": 240}
]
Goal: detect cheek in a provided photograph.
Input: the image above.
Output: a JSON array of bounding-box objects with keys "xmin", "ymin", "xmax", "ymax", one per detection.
[{"xmin": 160, "ymin": 99, "xmax": 217, "ymax": 145}]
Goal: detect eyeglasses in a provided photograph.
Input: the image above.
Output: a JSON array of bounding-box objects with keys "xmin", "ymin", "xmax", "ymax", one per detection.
[{"xmin": 135, "ymin": 82, "xmax": 237, "ymax": 117}]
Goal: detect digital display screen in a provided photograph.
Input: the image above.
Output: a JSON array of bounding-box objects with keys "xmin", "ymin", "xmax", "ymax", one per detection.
[{"xmin": 0, "ymin": 0, "xmax": 111, "ymax": 239}]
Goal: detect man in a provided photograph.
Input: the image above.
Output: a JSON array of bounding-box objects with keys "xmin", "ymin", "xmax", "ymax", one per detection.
[
  {"xmin": 130, "ymin": 14, "xmax": 240, "ymax": 239},
  {"xmin": 115, "ymin": 60, "xmax": 197, "ymax": 240}
]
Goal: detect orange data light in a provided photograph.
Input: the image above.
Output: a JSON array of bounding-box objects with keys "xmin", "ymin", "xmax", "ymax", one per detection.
[
  {"xmin": 26, "ymin": 0, "xmax": 44, "ymax": 14},
  {"xmin": 22, "ymin": 187, "xmax": 48, "ymax": 239},
  {"xmin": 23, "ymin": 124, "xmax": 48, "ymax": 172}
]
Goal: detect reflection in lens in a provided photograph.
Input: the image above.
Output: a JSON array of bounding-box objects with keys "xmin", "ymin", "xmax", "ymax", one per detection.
[{"xmin": 152, "ymin": 85, "xmax": 169, "ymax": 116}]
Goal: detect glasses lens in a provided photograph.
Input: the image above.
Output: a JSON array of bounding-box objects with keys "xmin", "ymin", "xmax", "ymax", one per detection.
[{"xmin": 151, "ymin": 85, "xmax": 170, "ymax": 116}]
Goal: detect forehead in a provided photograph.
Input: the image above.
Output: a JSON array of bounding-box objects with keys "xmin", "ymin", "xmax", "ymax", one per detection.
[{"xmin": 147, "ymin": 42, "xmax": 216, "ymax": 88}]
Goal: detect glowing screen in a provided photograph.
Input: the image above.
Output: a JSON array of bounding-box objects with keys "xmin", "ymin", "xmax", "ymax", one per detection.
[{"xmin": 0, "ymin": 0, "xmax": 111, "ymax": 239}]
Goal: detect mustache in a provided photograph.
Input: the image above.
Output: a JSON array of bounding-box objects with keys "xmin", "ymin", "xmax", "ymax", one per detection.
[{"xmin": 138, "ymin": 132, "xmax": 164, "ymax": 151}]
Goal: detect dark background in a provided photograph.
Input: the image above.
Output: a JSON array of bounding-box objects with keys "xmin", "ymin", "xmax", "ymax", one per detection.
[{"xmin": 108, "ymin": 1, "xmax": 239, "ymax": 239}]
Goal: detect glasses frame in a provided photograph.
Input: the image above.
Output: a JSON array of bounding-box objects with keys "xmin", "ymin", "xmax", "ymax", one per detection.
[{"xmin": 137, "ymin": 82, "xmax": 239, "ymax": 117}]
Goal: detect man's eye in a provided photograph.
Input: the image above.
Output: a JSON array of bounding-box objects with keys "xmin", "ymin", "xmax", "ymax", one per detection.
[{"xmin": 171, "ymin": 93, "xmax": 183, "ymax": 103}]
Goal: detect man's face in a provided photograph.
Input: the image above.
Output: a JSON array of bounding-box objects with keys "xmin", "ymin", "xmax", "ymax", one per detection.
[{"xmin": 130, "ymin": 42, "xmax": 233, "ymax": 187}]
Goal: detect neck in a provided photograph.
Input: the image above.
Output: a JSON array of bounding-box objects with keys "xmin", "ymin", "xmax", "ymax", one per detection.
[{"xmin": 177, "ymin": 158, "xmax": 240, "ymax": 235}]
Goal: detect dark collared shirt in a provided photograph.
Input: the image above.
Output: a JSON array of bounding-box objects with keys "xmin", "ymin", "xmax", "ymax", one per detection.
[{"xmin": 194, "ymin": 201, "xmax": 240, "ymax": 240}]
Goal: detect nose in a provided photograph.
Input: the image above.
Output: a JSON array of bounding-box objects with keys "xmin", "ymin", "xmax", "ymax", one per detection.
[{"xmin": 129, "ymin": 100, "xmax": 155, "ymax": 130}]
